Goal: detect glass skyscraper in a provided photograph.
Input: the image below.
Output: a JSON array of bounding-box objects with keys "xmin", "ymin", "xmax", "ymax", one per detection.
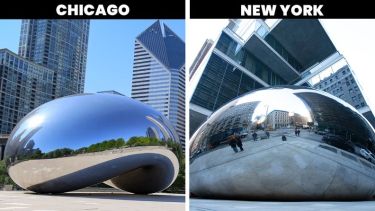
[
  {"xmin": 18, "ymin": 20, "xmax": 90, "ymax": 97},
  {"xmin": 131, "ymin": 21, "xmax": 185, "ymax": 150},
  {"xmin": 0, "ymin": 49, "xmax": 55, "ymax": 134},
  {"xmin": 0, "ymin": 20, "xmax": 89, "ymax": 135}
]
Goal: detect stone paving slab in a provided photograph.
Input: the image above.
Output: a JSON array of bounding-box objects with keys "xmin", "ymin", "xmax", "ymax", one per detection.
[
  {"xmin": 190, "ymin": 198, "xmax": 375, "ymax": 211},
  {"xmin": 0, "ymin": 191, "xmax": 185, "ymax": 211}
]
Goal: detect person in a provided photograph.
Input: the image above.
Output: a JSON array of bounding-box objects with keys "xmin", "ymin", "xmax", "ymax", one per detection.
[
  {"xmin": 252, "ymin": 131, "xmax": 258, "ymax": 141},
  {"xmin": 235, "ymin": 133, "xmax": 244, "ymax": 151},
  {"xmin": 228, "ymin": 134, "xmax": 238, "ymax": 153},
  {"xmin": 297, "ymin": 129, "xmax": 301, "ymax": 136},
  {"xmin": 295, "ymin": 127, "xmax": 298, "ymax": 136},
  {"xmin": 282, "ymin": 135, "xmax": 287, "ymax": 141},
  {"xmin": 266, "ymin": 131, "xmax": 270, "ymax": 139}
]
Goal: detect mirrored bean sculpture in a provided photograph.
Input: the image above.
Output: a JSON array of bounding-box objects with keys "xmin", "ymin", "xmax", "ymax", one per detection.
[
  {"xmin": 4, "ymin": 93, "xmax": 181, "ymax": 194},
  {"xmin": 190, "ymin": 86, "xmax": 375, "ymax": 200}
]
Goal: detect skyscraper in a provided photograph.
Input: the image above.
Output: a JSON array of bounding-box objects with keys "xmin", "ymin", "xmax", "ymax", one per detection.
[
  {"xmin": 0, "ymin": 20, "xmax": 90, "ymax": 135},
  {"xmin": 0, "ymin": 49, "xmax": 55, "ymax": 134},
  {"xmin": 131, "ymin": 21, "xmax": 185, "ymax": 150},
  {"xmin": 189, "ymin": 39, "xmax": 213, "ymax": 80},
  {"xmin": 189, "ymin": 19, "xmax": 375, "ymax": 135},
  {"xmin": 18, "ymin": 20, "xmax": 90, "ymax": 97}
]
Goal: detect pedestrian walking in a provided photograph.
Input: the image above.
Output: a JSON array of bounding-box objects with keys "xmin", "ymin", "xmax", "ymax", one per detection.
[
  {"xmin": 235, "ymin": 134, "xmax": 244, "ymax": 151},
  {"xmin": 252, "ymin": 131, "xmax": 258, "ymax": 141},
  {"xmin": 266, "ymin": 131, "xmax": 270, "ymax": 139},
  {"xmin": 228, "ymin": 134, "xmax": 238, "ymax": 153}
]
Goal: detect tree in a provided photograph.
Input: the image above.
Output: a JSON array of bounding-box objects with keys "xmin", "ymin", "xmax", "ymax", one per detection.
[{"xmin": 0, "ymin": 160, "xmax": 17, "ymax": 187}]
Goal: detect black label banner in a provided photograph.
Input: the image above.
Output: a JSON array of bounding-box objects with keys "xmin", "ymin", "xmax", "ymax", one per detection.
[
  {"xmin": 191, "ymin": 0, "xmax": 375, "ymax": 19},
  {"xmin": 1, "ymin": 0, "xmax": 185, "ymax": 19}
]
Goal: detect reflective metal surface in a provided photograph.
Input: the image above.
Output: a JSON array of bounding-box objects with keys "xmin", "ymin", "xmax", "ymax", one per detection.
[
  {"xmin": 190, "ymin": 86, "xmax": 375, "ymax": 200},
  {"xmin": 4, "ymin": 93, "xmax": 181, "ymax": 194}
]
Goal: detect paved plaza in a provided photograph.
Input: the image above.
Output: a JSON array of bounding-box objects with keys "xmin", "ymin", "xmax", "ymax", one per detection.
[
  {"xmin": 190, "ymin": 198, "xmax": 375, "ymax": 211},
  {"xmin": 0, "ymin": 191, "xmax": 185, "ymax": 211}
]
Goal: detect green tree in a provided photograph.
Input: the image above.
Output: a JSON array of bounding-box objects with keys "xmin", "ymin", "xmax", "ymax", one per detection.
[{"xmin": 0, "ymin": 160, "xmax": 16, "ymax": 187}]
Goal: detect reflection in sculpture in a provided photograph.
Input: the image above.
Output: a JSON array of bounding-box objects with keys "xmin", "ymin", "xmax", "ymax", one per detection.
[
  {"xmin": 190, "ymin": 86, "xmax": 375, "ymax": 200},
  {"xmin": 4, "ymin": 93, "xmax": 181, "ymax": 194}
]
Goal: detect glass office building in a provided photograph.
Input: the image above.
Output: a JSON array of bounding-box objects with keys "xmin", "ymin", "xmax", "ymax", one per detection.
[
  {"xmin": 131, "ymin": 21, "xmax": 185, "ymax": 150},
  {"xmin": 0, "ymin": 20, "xmax": 90, "ymax": 136},
  {"xmin": 18, "ymin": 20, "xmax": 90, "ymax": 97},
  {"xmin": 190, "ymin": 19, "xmax": 375, "ymax": 135},
  {"xmin": 0, "ymin": 49, "xmax": 55, "ymax": 134}
]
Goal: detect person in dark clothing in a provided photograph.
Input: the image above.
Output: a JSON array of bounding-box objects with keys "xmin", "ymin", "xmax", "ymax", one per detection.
[
  {"xmin": 266, "ymin": 131, "xmax": 270, "ymax": 139},
  {"xmin": 295, "ymin": 127, "xmax": 298, "ymax": 136},
  {"xmin": 228, "ymin": 135, "xmax": 238, "ymax": 153},
  {"xmin": 297, "ymin": 129, "xmax": 301, "ymax": 136},
  {"xmin": 252, "ymin": 131, "xmax": 258, "ymax": 141},
  {"xmin": 282, "ymin": 135, "xmax": 287, "ymax": 141},
  {"xmin": 235, "ymin": 134, "xmax": 244, "ymax": 151}
]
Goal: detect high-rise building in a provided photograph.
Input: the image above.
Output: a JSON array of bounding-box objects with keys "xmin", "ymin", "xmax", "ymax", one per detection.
[
  {"xmin": 0, "ymin": 49, "xmax": 55, "ymax": 134},
  {"xmin": 312, "ymin": 66, "xmax": 368, "ymax": 111},
  {"xmin": 189, "ymin": 39, "xmax": 213, "ymax": 80},
  {"xmin": 18, "ymin": 20, "xmax": 90, "ymax": 97},
  {"xmin": 0, "ymin": 20, "xmax": 90, "ymax": 136},
  {"xmin": 0, "ymin": 135, "xmax": 8, "ymax": 160},
  {"xmin": 189, "ymin": 19, "xmax": 375, "ymax": 135},
  {"xmin": 131, "ymin": 21, "xmax": 185, "ymax": 150},
  {"xmin": 312, "ymin": 65, "xmax": 375, "ymax": 126}
]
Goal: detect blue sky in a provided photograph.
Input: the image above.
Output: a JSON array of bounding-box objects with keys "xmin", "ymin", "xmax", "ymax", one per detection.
[{"xmin": 0, "ymin": 20, "xmax": 185, "ymax": 96}]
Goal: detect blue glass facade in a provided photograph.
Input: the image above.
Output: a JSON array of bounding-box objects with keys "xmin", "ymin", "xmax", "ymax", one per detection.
[
  {"xmin": 18, "ymin": 20, "xmax": 90, "ymax": 97},
  {"xmin": 0, "ymin": 19, "xmax": 89, "ymax": 135},
  {"xmin": 0, "ymin": 49, "xmax": 55, "ymax": 134},
  {"xmin": 216, "ymin": 32, "xmax": 287, "ymax": 86},
  {"xmin": 191, "ymin": 54, "xmax": 263, "ymax": 111},
  {"xmin": 191, "ymin": 30, "xmax": 288, "ymax": 113}
]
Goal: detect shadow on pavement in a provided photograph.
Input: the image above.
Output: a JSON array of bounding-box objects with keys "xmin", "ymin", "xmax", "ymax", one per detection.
[{"xmin": 25, "ymin": 192, "xmax": 185, "ymax": 203}]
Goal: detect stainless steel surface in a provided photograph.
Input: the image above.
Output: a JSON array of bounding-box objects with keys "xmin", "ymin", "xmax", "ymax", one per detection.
[
  {"xmin": 4, "ymin": 93, "xmax": 180, "ymax": 194},
  {"xmin": 190, "ymin": 86, "xmax": 375, "ymax": 199}
]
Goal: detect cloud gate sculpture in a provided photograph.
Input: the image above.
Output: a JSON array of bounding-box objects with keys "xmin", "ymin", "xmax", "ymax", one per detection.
[
  {"xmin": 4, "ymin": 93, "xmax": 181, "ymax": 194},
  {"xmin": 190, "ymin": 86, "xmax": 375, "ymax": 200}
]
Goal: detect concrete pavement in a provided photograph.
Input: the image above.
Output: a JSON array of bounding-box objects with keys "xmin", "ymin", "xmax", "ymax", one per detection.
[
  {"xmin": 191, "ymin": 198, "xmax": 375, "ymax": 211},
  {"xmin": 0, "ymin": 191, "xmax": 185, "ymax": 211}
]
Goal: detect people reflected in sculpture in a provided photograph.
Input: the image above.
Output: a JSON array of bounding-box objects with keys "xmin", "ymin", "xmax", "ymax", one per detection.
[
  {"xmin": 266, "ymin": 130, "xmax": 270, "ymax": 139},
  {"xmin": 228, "ymin": 134, "xmax": 238, "ymax": 153},
  {"xmin": 235, "ymin": 133, "xmax": 244, "ymax": 151},
  {"xmin": 282, "ymin": 135, "xmax": 287, "ymax": 141},
  {"xmin": 252, "ymin": 131, "xmax": 258, "ymax": 141},
  {"xmin": 190, "ymin": 87, "xmax": 375, "ymax": 166}
]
